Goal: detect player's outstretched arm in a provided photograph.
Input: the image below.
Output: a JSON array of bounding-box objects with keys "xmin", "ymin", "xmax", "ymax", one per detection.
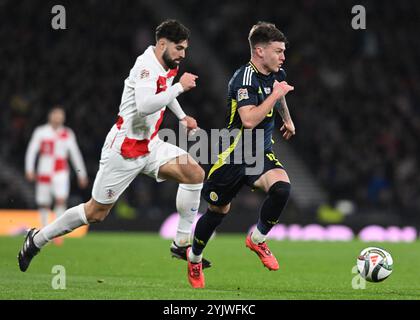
[
  {"xmin": 168, "ymin": 98, "xmax": 199, "ymax": 135},
  {"xmin": 180, "ymin": 115, "xmax": 199, "ymax": 136},
  {"xmin": 276, "ymin": 96, "xmax": 296, "ymax": 140},
  {"xmin": 167, "ymin": 99, "xmax": 186, "ymax": 120},
  {"xmin": 136, "ymin": 72, "xmax": 198, "ymax": 117},
  {"xmin": 136, "ymin": 83, "xmax": 184, "ymax": 116},
  {"xmin": 25, "ymin": 128, "xmax": 41, "ymax": 182}
]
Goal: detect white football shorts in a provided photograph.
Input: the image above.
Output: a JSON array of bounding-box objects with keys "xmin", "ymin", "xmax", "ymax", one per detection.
[
  {"xmin": 92, "ymin": 137, "xmax": 187, "ymax": 204},
  {"xmin": 35, "ymin": 171, "xmax": 70, "ymax": 206}
]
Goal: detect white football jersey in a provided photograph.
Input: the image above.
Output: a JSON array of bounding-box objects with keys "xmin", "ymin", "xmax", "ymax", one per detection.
[
  {"xmin": 108, "ymin": 46, "xmax": 181, "ymax": 158},
  {"xmin": 25, "ymin": 124, "xmax": 87, "ymax": 183}
]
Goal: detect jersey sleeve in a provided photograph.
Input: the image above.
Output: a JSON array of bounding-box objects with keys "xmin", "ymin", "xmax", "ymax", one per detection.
[
  {"xmin": 25, "ymin": 127, "xmax": 41, "ymax": 174},
  {"xmin": 167, "ymin": 98, "xmax": 186, "ymax": 120},
  {"xmin": 233, "ymin": 70, "xmax": 259, "ymax": 109},
  {"xmin": 133, "ymin": 60, "xmax": 158, "ymax": 91},
  {"xmin": 134, "ymin": 61, "xmax": 184, "ymax": 116}
]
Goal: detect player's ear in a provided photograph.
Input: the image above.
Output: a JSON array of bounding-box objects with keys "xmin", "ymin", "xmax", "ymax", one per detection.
[
  {"xmin": 254, "ymin": 46, "xmax": 264, "ymax": 59},
  {"xmin": 157, "ymin": 38, "xmax": 167, "ymax": 50}
]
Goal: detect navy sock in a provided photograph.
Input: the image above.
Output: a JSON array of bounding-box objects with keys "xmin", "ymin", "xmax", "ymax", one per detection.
[
  {"xmin": 257, "ymin": 181, "xmax": 291, "ymax": 235},
  {"xmin": 192, "ymin": 208, "xmax": 226, "ymax": 256}
]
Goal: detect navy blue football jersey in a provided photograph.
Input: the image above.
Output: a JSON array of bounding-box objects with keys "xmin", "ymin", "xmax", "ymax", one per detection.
[{"xmin": 224, "ymin": 61, "xmax": 286, "ymax": 151}]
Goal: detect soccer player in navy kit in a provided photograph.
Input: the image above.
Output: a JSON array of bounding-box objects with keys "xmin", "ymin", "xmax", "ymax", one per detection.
[{"xmin": 186, "ymin": 22, "xmax": 295, "ymax": 288}]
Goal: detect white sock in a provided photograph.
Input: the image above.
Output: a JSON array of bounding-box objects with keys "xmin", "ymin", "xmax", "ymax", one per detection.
[
  {"xmin": 33, "ymin": 203, "xmax": 88, "ymax": 248},
  {"xmin": 54, "ymin": 204, "xmax": 66, "ymax": 219},
  {"xmin": 188, "ymin": 248, "xmax": 202, "ymax": 263},
  {"xmin": 175, "ymin": 183, "xmax": 203, "ymax": 247},
  {"xmin": 39, "ymin": 208, "xmax": 50, "ymax": 227},
  {"xmin": 251, "ymin": 226, "xmax": 267, "ymax": 244}
]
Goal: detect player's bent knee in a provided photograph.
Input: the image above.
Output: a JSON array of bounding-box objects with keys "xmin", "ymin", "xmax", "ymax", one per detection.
[
  {"xmin": 194, "ymin": 165, "xmax": 205, "ymax": 182},
  {"xmin": 268, "ymin": 181, "xmax": 291, "ymax": 202},
  {"xmin": 183, "ymin": 164, "xmax": 205, "ymax": 184},
  {"xmin": 209, "ymin": 203, "xmax": 230, "ymax": 214}
]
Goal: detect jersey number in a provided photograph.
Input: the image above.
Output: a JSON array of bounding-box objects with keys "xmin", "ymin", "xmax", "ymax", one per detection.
[{"xmin": 266, "ymin": 152, "xmax": 281, "ymax": 166}]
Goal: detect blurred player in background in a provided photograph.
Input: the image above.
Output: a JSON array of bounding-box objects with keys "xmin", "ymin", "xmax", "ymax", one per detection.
[
  {"xmin": 18, "ymin": 19, "xmax": 212, "ymax": 272},
  {"xmin": 25, "ymin": 107, "xmax": 88, "ymax": 245},
  {"xmin": 186, "ymin": 22, "xmax": 295, "ymax": 288}
]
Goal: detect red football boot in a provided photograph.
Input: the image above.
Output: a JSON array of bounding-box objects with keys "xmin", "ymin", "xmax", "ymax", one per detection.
[
  {"xmin": 186, "ymin": 247, "xmax": 205, "ymax": 288},
  {"xmin": 245, "ymin": 234, "xmax": 279, "ymax": 271}
]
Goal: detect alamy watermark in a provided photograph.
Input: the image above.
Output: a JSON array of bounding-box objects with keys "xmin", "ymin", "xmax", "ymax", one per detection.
[
  {"xmin": 51, "ymin": 5, "xmax": 66, "ymax": 30},
  {"xmin": 51, "ymin": 265, "xmax": 66, "ymax": 289},
  {"xmin": 351, "ymin": 5, "xmax": 366, "ymax": 30},
  {"xmin": 159, "ymin": 125, "xmax": 265, "ymax": 175},
  {"xmin": 351, "ymin": 265, "xmax": 366, "ymax": 289}
]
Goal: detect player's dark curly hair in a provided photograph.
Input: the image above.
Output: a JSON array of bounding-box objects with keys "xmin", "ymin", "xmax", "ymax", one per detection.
[
  {"xmin": 248, "ymin": 21, "xmax": 288, "ymax": 51},
  {"xmin": 155, "ymin": 19, "xmax": 190, "ymax": 43}
]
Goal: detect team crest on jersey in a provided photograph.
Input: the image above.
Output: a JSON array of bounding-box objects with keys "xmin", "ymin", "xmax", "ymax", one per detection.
[
  {"xmin": 237, "ymin": 88, "xmax": 249, "ymax": 101},
  {"xmin": 140, "ymin": 69, "xmax": 150, "ymax": 79},
  {"xmin": 209, "ymin": 191, "xmax": 219, "ymax": 202},
  {"xmin": 264, "ymin": 87, "xmax": 271, "ymax": 94}
]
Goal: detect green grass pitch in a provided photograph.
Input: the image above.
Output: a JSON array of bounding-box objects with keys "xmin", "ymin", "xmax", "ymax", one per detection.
[{"xmin": 1, "ymin": 232, "xmax": 419, "ymax": 299}]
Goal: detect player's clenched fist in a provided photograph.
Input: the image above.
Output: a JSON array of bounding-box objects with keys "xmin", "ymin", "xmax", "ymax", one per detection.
[
  {"xmin": 180, "ymin": 115, "xmax": 198, "ymax": 130},
  {"xmin": 180, "ymin": 115, "xmax": 200, "ymax": 136},
  {"xmin": 179, "ymin": 72, "xmax": 198, "ymax": 91},
  {"xmin": 273, "ymin": 80, "xmax": 294, "ymax": 99}
]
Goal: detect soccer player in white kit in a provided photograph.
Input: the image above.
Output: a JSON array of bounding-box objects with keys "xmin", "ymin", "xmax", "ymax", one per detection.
[
  {"xmin": 25, "ymin": 107, "xmax": 88, "ymax": 245},
  {"xmin": 18, "ymin": 19, "xmax": 211, "ymax": 272}
]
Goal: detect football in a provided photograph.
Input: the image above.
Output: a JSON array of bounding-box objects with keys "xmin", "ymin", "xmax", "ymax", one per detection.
[{"xmin": 357, "ymin": 247, "xmax": 393, "ymax": 282}]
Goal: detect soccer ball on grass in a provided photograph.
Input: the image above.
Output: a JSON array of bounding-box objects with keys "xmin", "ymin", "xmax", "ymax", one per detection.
[{"xmin": 356, "ymin": 247, "xmax": 393, "ymax": 282}]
